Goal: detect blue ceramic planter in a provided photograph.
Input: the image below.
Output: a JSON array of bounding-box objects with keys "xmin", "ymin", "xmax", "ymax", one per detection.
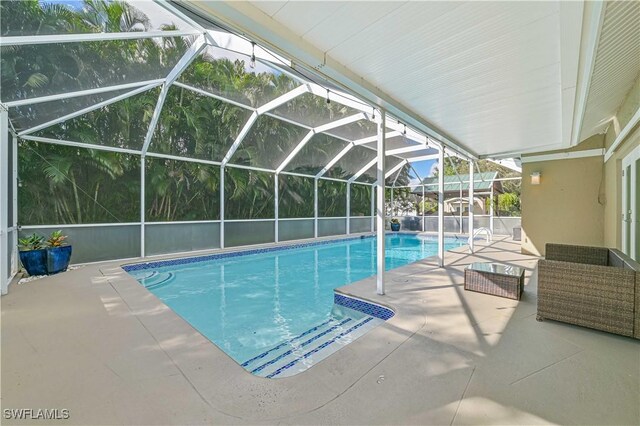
[
  {"xmin": 391, "ymin": 223, "xmax": 401, "ymax": 232},
  {"xmin": 19, "ymin": 249, "xmax": 48, "ymax": 276},
  {"xmin": 47, "ymin": 246, "xmax": 72, "ymax": 274}
]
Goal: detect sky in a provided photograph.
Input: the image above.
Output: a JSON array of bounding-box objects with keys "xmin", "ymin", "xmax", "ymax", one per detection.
[{"xmin": 412, "ymin": 159, "xmax": 437, "ymax": 180}]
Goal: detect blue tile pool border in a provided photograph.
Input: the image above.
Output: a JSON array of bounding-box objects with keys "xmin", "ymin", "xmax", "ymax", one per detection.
[
  {"xmin": 267, "ymin": 316, "xmax": 375, "ymax": 379},
  {"xmin": 334, "ymin": 293, "xmax": 395, "ymax": 320},
  {"xmin": 122, "ymin": 232, "xmax": 446, "ymax": 272}
]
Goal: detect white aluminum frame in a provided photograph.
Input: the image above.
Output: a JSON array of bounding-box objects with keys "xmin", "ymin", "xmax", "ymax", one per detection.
[
  {"xmin": 0, "ymin": 10, "xmax": 490, "ymax": 297},
  {"xmin": 0, "ymin": 30, "xmax": 203, "ymax": 47},
  {"xmin": 1, "ymin": 106, "xmax": 9, "ymax": 294},
  {"xmin": 376, "ymin": 110, "xmax": 386, "ymax": 295},
  {"xmin": 469, "ymin": 160, "xmax": 475, "ymax": 253},
  {"xmin": 3, "ymin": 79, "xmax": 166, "ymax": 108},
  {"xmin": 18, "ymin": 82, "xmax": 164, "ymax": 136},
  {"xmin": 437, "ymin": 147, "xmax": 444, "ymax": 267}
]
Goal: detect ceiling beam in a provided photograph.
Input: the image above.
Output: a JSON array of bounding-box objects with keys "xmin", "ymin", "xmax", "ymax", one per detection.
[
  {"xmin": 386, "ymin": 145, "xmax": 431, "ymax": 156},
  {"xmin": 570, "ymin": 1, "xmax": 606, "ymax": 147},
  {"xmin": 3, "ymin": 79, "xmax": 165, "ymax": 108},
  {"xmin": 0, "ymin": 30, "xmax": 202, "ymax": 47},
  {"xmin": 406, "ymin": 154, "xmax": 439, "ymax": 163}
]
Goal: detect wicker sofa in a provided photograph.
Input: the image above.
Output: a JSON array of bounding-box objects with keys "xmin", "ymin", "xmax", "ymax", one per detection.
[{"xmin": 537, "ymin": 243, "xmax": 640, "ymax": 339}]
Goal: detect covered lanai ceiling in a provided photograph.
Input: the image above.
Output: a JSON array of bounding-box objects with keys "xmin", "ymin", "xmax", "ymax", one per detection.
[{"xmin": 184, "ymin": 0, "xmax": 640, "ymax": 159}]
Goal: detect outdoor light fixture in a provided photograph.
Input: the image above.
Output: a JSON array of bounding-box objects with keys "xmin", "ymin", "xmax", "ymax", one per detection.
[
  {"xmin": 250, "ymin": 42, "xmax": 256, "ymax": 68},
  {"xmin": 326, "ymin": 89, "xmax": 330, "ymax": 104},
  {"xmin": 372, "ymin": 108, "xmax": 376, "ymax": 120},
  {"xmin": 530, "ymin": 171, "xmax": 541, "ymax": 185}
]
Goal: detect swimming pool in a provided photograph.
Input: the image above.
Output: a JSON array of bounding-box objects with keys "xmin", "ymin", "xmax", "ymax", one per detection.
[{"xmin": 125, "ymin": 233, "xmax": 466, "ymax": 378}]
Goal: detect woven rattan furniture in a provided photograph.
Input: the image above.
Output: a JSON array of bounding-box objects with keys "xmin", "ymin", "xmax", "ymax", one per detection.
[
  {"xmin": 537, "ymin": 243, "xmax": 640, "ymax": 340},
  {"xmin": 464, "ymin": 262, "xmax": 525, "ymax": 300}
]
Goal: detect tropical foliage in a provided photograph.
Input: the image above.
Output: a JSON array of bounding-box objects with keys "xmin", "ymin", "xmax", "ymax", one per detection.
[
  {"xmin": 5, "ymin": 0, "xmax": 395, "ymax": 225},
  {"xmin": 18, "ymin": 233, "xmax": 45, "ymax": 251},
  {"xmin": 46, "ymin": 230, "xmax": 69, "ymax": 247}
]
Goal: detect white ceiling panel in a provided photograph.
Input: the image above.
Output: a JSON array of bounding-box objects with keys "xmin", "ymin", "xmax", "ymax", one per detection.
[
  {"xmin": 244, "ymin": 0, "xmax": 566, "ymax": 156},
  {"xmin": 248, "ymin": 1, "xmax": 287, "ymax": 18},
  {"xmin": 189, "ymin": 0, "xmax": 634, "ymax": 157},
  {"xmin": 580, "ymin": 1, "xmax": 640, "ymax": 140},
  {"xmin": 302, "ymin": 2, "xmax": 405, "ymax": 53},
  {"xmin": 268, "ymin": 1, "xmax": 346, "ymax": 38}
]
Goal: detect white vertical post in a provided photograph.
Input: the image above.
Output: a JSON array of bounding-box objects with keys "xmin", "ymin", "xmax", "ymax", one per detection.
[
  {"xmin": 370, "ymin": 184, "xmax": 375, "ymax": 232},
  {"xmin": 437, "ymin": 147, "xmax": 445, "ymax": 267},
  {"xmin": 12, "ymin": 134, "xmax": 18, "ymax": 276},
  {"xmin": 274, "ymin": 174, "xmax": 279, "ymax": 243},
  {"xmin": 489, "ymin": 186, "xmax": 494, "ymax": 235},
  {"xmin": 1, "ymin": 106, "xmax": 9, "ymax": 294},
  {"xmin": 140, "ymin": 156, "xmax": 146, "ymax": 257},
  {"xmin": 346, "ymin": 183, "xmax": 351, "ymax": 235},
  {"xmin": 459, "ymin": 184, "xmax": 463, "ymax": 233},
  {"xmin": 314, "ymin": 177, "xmax": 319, "ymax": 238},
  {"xmin": 469, "ymin": 160, "xmax": 475, "ymax": 253},
  {"xmin": 220, "ymin": 166, "xmax": 225, "ymax": 249},
  {"xmin": 376, "ymin": 110, "xmax": 386, "ymax": 295},
  {"xmin": 421, "ymin": 184, "xmax": 425, "ymax": 232}
]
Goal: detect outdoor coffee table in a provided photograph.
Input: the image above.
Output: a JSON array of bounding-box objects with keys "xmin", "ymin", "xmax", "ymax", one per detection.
[{"xmin": 464, "ymin": 262, "xmax": 525, "ymax": 300}]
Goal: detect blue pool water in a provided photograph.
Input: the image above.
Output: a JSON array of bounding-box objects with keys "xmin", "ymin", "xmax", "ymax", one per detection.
[{"xmin": 126, "ymin": 234, "xmax": 465, "ymax": 377}]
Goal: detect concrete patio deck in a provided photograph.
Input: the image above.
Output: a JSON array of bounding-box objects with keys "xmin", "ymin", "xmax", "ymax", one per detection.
[{"xmin": 2, "ymin": 237, "xmax": 639, "ymax": 425}]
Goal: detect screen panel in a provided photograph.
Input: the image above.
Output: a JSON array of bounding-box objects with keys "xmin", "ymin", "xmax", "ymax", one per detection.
[
  {"xmin": 318, "ymin": 218, "xmax": 346, "ymax": 237},
  {"xmin": 18, "ymin": 141, "xmax": 140, "ymax": 225},
  {"xmin": 145, "ymin": 158, "xmax": 220, "ymax": 222},
  {"xmin": 278, "ymin": 219, "xmax": 314, "ymax": 242},
  {"xmin": 278, "ymin": 174, "xmax": 314, "ymax": 218},
  {"xmin": 325, "ymin": 146, "xmax": 376, "ymax": 181},
  {"xmin": 2, "ymin": 37, "xmax": 187, "ymax": 103},
  {"xmin": 350, "ymin": 217, "xmax": 371, "ymax": 233},
  {"xmin": 270, "ymin": 92, "xmax": 360, "ymax": 128},
  {"xmin": 225, "ymin": 221, "xmax": 274, "ymax": 247},
  {"xmin": 149, "ymin": 85, "xmax": 253, "ymax": 162},
  {"xmin": 325, "ymin": 119, "xmax": 377, "ymax": 142},
  {"xmin": 19, "ymin": 225, "xmax": 141, "ymax": 263},
  {"xmin": 0, "ymin": 0, "xmax": 196, "ymax": 37},
  {"xmin": 283, "ymin": 133, "xmax": 349, "ymax": 176},
  {"xmin": 350, "ymin": 184, "xmax": 372, "ymax": 216},
  {"xmin": 8, "ymin": 88, "xmax": 133, "ymax": 133},
  {"xmin": 178, "ymin": 45, "xmax": 301, "ymax": 108},
  {"xmin": 145, "ymin": 223, "xmax": 221, "ymax": 255},
  {"xmin": 318, "ymin": 179, "xmax": 346, "ymax": 217},
  {"xmin": 224, "ymin": 168, "xmax": 274, "ymax": 219},
  {"xmin": 34, "ymin": 88, "xmax": 160, "ymax": 150},
  {"xmin": 229, "ymin": 115, "xmax": 308, "ymax": 169}
]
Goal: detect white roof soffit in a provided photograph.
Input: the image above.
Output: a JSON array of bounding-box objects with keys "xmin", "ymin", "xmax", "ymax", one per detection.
[
  {"xmin": 182, "ymin": 1, "xmax": 585, "ymax": 159},
  {"xmin": 577, "ymin": 1, "xmax": 640, "ymax": 143}
]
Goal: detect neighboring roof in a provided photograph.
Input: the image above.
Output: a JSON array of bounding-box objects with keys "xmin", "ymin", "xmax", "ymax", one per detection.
[{"xmin": 418, "ymin": 172, "xmax": 499, "ymax": 193}]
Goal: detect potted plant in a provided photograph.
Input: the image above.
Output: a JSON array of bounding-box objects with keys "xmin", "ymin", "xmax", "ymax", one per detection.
[
  {"xmin": 46, "ymin": 230, "xmax": 72, "ymax": 274},
  {"xmin": 390, "ymin": 218, "xmax": 401, "ymax": 232},
  {"xmin": 18, "ymin": 233, "xmax": 48, "ymax": 276}
]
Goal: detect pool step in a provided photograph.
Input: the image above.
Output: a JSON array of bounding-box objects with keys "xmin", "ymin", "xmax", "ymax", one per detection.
[
  {"xmin": 244, "ymin": 315, "xmax": 383, "ymax": 378},
  {"xmin": 139, "ymin": 271, "xmax": 175, "ymax": 290}
]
